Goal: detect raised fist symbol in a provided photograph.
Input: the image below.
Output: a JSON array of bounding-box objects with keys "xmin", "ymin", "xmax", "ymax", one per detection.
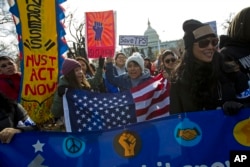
[
  {"xmin": 93, "ymin": 21, "xmax": 103, "ymax": 41},
  {"xmin": 118, "ymin": 132, "xmax": 136, "ymax": 157}
]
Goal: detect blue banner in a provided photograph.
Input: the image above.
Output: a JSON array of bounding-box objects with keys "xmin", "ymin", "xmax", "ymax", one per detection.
[{"xmin": 0, "ymin": 109, "xmax": 249, "ymax": 167}]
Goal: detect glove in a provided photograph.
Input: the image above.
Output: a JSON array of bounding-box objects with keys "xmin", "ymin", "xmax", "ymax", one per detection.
[
  {"xmin": 223, "ymin": 101, "xmax": 244, "ymax": 116},
  {"xmin": 98, "ymin": 56, "xmax": 105, "ymax": 69}
]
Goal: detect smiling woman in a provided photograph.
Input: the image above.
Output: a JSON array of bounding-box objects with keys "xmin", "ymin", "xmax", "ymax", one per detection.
[{"xmin": 169, "ymin": 19, "xmax": 250, "ymax": 115}]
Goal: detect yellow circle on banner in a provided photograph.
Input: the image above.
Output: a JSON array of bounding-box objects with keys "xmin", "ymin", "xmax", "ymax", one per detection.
[{"xmin": 233, "ymin": 118, "xmax": 250, "ymax": 147}]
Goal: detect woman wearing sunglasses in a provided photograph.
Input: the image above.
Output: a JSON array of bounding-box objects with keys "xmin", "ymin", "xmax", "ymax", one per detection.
[
  {"xmin": 170, "ymin": 19, "xmax": 250, "ymax": 115},
  {"xmin": 160, "ymin": 50, "xmax": 178, "ymax": 80}
]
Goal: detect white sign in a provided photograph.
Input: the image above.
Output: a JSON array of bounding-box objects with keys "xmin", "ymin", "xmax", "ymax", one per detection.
[{"xmin": 119, "ymin": 35, "xmax": 148, "ymax": 46}]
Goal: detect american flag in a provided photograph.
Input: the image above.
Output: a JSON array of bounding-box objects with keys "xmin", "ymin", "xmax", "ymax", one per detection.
[
  {"xmin": 63, "ymin": 74, "xmax": 170, "ymax": 132},
  {"xmin": 63, "ymin": 89, "xmax": 136, "ymax": 132},
  {"xmin": 131, "ymin": 73, "xmax": 170, "ymax": 122}
]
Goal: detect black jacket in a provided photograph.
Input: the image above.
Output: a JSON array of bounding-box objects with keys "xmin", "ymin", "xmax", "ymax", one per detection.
[{"xmin": 0, "ymin": 103, "xmax": 38, "ymax": 132}]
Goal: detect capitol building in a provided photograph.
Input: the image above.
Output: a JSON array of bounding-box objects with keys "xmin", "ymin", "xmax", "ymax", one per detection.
[{"xmin": 122, "ymin": 20, "xmax": 183, "ymax": 60}]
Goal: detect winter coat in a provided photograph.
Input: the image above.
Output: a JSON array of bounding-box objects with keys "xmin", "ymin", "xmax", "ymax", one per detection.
[
  {"xmin": 219, "ymin": 35, "xmax": 250, "ymax": 78},
  {"xmin": 0, "ymin": 73, "xmax": 21, "ymax": 101},
  {"xmin": 105, "ymin": 62, "xmax": 152, "ymax": 91},
  {"xmin": 50, "ymin": 76, "xmax": 70, "ymax": 118},
  {"xmin": 0, "ymin": 103, "xmax": 37, "ymax": 132},
  {"xmin": 170, "ymin": 58, "xmax": 250, "ymax": 114}
]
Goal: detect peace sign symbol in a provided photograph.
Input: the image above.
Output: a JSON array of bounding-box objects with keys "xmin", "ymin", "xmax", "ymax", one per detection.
[
  {"xmin": 65, "ymin": 137, "xmax": 83, "ymax": 153},
  {"xmin": 63, "ymin": 136, "xmax": 86, "ymax": 157}
]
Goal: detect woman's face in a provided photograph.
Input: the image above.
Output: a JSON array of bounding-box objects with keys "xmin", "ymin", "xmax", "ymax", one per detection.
[
  {"xmin": 127, "ymin": 61, "xmax": 142, "ymax": 79},
  {"xmin": 115, "ymin": 54, "xmax": 126, "ymax": 67},
  {"xmin": 193, "ymin": 37, "xmax": 218, "ymax": 63},
  {"xmin": 163, "ymin": 54, "xmax": 176, "ymax": 70},
  {"xmin": 74, "ymin": 67, "xmax": 83, "ymax": 84},
  {"xmin": 78, "ymin": 60, "xmax": 87, "ymax": 74}
]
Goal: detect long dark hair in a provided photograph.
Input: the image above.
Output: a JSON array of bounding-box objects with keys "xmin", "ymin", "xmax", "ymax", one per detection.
[
  {"xmin": 64, "ymin": 69, "xmax": 91, "ymax": 90},
  {"xmin": 64, "ymin": 70, "xmax": 82, "ymax": 89},
  {"xmin": 171, "ymin": 47, "xmax": 221, "ymax": 108}
]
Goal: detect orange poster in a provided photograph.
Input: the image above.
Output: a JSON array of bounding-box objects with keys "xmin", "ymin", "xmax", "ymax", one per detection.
[{"xmin": 85, "ymin": 10, "xmax": 116, "ymax": 58}]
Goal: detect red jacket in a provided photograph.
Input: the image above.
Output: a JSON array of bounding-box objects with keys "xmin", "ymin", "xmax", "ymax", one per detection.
[{"xmin": 0, "ymin": 73, "xmax": 21, "ymax": 101}]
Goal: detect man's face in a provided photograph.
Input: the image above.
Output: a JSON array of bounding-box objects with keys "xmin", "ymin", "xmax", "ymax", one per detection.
[{"xmin": 0, "ymin": 59, "xmax": 17, "ymax": 75}]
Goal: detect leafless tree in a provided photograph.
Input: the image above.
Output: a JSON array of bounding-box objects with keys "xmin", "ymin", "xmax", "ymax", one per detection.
[{"xmin": 63, "ymin": 9, "xmax": 87, "ymax": 59}]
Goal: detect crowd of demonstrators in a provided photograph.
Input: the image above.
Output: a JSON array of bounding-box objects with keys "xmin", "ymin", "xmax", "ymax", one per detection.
[
  {"xmin": 0, "ymin": 56, "xmax": 21, "ymax": 101},
  {"xmin": 219, "ymin": 7, "xmax": 250, "ymax": 83},
  {"xmin": 2, "ymin": 7, "xmax": 250, "ymax": 138},
  {"xmin": 0, "ymin": 92, "xmax": 38, "ymax": 143},
  {"xmin": 159, "ymin": 49, "xmax": 179, "ymax": 80},
  {"xmin": 105, "ymin": 52, "xmax": 152, "ymax": 91},
  {"xmin": 170, "ymin": 19, "xmax": 250, "ymax": 115}
]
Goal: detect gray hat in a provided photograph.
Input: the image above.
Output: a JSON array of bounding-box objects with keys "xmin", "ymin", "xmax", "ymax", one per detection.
[{"xmin": 125, "ymin": 52, "xmax": 144, "ymax": 71}]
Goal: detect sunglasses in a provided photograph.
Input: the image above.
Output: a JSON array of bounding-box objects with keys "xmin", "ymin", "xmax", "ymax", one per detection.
[
  {"xmin": 196, "ymin": 38, "xmax": 219, "ymax": 48},
  {"xmin": 0, "ymin": 62, "xmax": 14, "ymax": 68},
  {"xmin": 164, "ymin": 58, "xmax": 176, "ymax": 64}
]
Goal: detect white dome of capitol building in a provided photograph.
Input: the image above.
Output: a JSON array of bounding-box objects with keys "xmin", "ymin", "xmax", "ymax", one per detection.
[{"xmin": 144, "ymin": 20, "xmax": 160, "ymax": 45}]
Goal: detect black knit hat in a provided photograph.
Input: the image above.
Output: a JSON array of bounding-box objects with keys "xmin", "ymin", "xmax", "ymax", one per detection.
[{"xmin": 183, "ymin": 19, "xmax": 217, "ymax": 49}]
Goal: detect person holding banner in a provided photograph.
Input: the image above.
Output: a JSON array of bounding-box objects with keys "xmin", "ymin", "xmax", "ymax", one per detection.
[
  {"xmin": 0, "ymin": 92, "xmax": 38, "ymax": 144},
  {"xmin": 0, "ymin": 56, "xmax": 21, "ymax": 101},
  {"xmin": 51, "ymin": 58, "xmax": 87, "ymax": 122},
  {"xmin": 51, "ymin": 57, "xmax": 105, "ymax": 127},
  {"xmin": 170, "ymin": 19, "xmax": 250, "ymax": 115},
  {"xmin": 105, "ymin": 52, "xmax": 152, "ymax": 91}
]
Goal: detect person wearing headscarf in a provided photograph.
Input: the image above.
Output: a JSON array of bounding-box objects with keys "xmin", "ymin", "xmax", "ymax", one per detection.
[{"xmin": 170, "ymin": 19, "xmax": 250, "ymax": 115}]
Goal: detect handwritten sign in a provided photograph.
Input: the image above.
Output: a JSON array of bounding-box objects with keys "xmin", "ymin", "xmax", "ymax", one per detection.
[
  {"xmin": 12, "ymin": 0, "xmax": 65, "ymax": 123},
  {"xmin": 119, "ymin": 35, "xmax": 148, "ymax": 46}
]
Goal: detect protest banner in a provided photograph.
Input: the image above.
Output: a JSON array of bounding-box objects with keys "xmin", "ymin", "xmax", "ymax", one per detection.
[
  {"xmin": 0, "ymin": 108, "xmax": 249, "ymax": 166},
  {"xmin": 9, "ymin": 0, "xmax": 68, "ymax": 123}
]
